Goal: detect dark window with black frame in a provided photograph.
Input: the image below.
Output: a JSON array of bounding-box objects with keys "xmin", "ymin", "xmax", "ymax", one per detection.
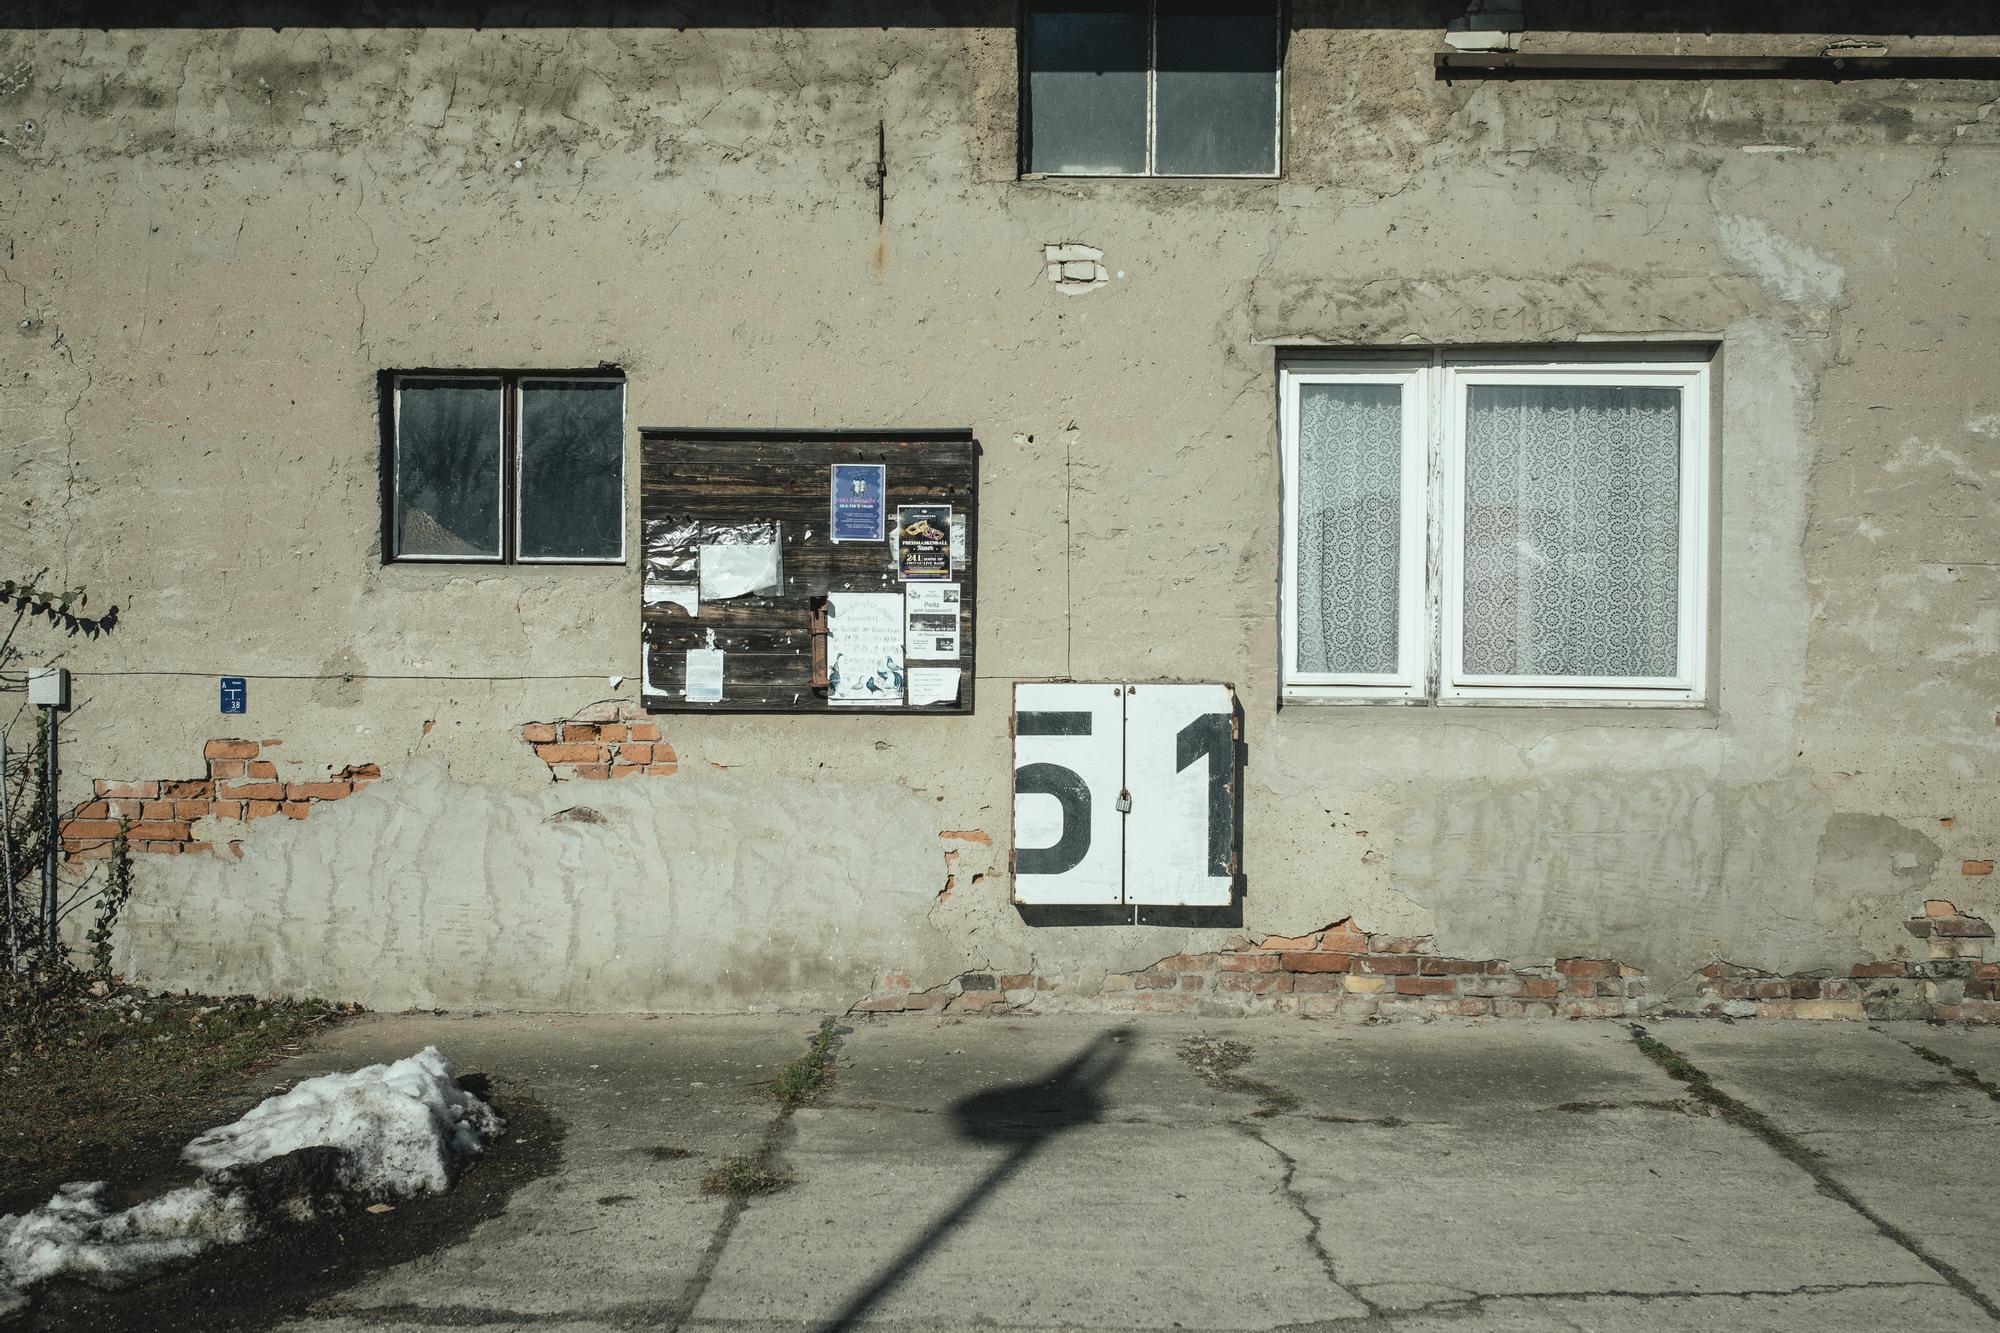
[
  {"xmin": 1022, "ymin": 1, "xmax": 1282, "ymax": 177},
  {"xmin": 386, "ymin": 371, "xmax": 626, "ymax": 564}
]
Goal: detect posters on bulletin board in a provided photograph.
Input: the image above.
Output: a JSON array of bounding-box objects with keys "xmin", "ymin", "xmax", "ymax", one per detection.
[
  {"xmin": 896, "ymin": 504, "xmax": 952, "ymax": 581},
  {"xmin": 905, "ymin": 582, "xmax": 960, "ymax": 660},
  {"xmin": 829, "ymin": 463, "xmax": 886, "ymax": 543},
  {"xmin": 827, "ymin": 592, "xmax": 906, "ymax": 706}
]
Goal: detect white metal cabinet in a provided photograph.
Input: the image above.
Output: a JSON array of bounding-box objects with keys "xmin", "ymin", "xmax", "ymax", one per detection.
[{"xmin": 1011, "ymin": 682, "xmax": 1239, "ymax": 908}]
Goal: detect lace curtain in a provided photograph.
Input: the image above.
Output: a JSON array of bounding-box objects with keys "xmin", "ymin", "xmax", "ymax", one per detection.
[
  {"xmin": 1460, "ymin": 385, "xmax": 1682, "ymax": 678},
  {"xmin": 1295, "ymin": 383, "xmax": 1402, "ymax": 675}
]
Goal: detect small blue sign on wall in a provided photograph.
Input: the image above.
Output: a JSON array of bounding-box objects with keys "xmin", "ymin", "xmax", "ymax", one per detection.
[{"xmin": 220, "ymin": 676, "xmax": 247, "ymax": 715}]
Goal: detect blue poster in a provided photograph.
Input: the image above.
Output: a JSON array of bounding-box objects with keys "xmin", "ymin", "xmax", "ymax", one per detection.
[
  {"xmin": 830, "ymin": 463, "xmax": 886, "ymax": 543},
  {"xmin": 220, "ymin": 676, "xmax": 247, "ymax": 714}
]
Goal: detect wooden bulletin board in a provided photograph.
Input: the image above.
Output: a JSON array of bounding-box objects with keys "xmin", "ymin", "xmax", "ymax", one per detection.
[{"xmin": 639, "ymin": 429, "xmax": 979, "ymax": 714}]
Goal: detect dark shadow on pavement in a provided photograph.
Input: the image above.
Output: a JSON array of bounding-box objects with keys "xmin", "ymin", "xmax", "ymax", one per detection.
[{"xmin": 819, "ymin": 1028, "xmax": 1135, "ymax": 1331}]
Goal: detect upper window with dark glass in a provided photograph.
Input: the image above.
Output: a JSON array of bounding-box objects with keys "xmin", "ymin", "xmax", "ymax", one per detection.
[
  {"xmin": 388, "ymin": 371, "xmax": 625, "ymax": 564},
  {"xmin": 1023, "ymin": 2, "xmax": 1281, "ymax": 178}
]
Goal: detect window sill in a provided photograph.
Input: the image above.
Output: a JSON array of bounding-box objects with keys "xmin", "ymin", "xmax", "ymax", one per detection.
[
  {"xmin": 1015, "ymin": 172, "xmax": 1282, "ymax": 184},
  {"xmin": 1278, "ymin": 691, "xmax": 1720, "ymax": 725}
]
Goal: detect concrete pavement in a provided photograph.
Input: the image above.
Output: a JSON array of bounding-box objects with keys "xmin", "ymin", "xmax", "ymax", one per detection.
[{"xmin": 267, "ymin": 1014, "xmax": 2000, "ymax": 1331}]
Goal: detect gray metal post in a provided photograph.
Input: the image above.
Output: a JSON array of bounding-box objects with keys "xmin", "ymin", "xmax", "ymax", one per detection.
[
  {"xmin": 1, "ymin": 729, "xmax": 15, "ymax": 973},
  {"xmin": 41, "ymin": 704, "xmax": 57, "ymax": 951}
]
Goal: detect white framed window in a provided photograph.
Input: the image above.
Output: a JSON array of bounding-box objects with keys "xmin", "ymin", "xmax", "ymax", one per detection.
[
  {"xmin": 1021, "ymin": 2, "xmax": 1283, "ymax": 178},
  {"xmin": 1280, "ymin": 352, "xmax": 1711, "ymax": 707},
  {"xmin": 388, "ymin": 371, "xmax": 626, "ymax": 565}
]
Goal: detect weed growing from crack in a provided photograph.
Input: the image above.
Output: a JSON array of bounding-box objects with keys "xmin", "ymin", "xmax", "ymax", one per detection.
[
  {"xmin": 775, "ymin": 1017, "xmax": 844, "ymax": 1108},
  {"xmin": 700, "ymin": 1153, "xmax": 792, "ymax": 1198},
  {"xmin": 1902, "ymin": 1042, "xmax": 2000, "ymax": 1103}
]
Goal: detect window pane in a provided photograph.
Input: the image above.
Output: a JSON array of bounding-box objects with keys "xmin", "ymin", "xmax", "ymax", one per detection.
[
  {"xmin": 519, "ymin": 379, "xmax": 624, "ymax": 560},
  {"xmin": 1025, "ymin": 4, "xmax": 1148, "ymax": 174},
  {"xmin": 1461, "ymin": 385, "xmax": 1682, "ymax": 679},
  {"xmin": 1154, "ymin": 2, "xmax": 1279, "ymax": 175},
  {"xmin": 1295, "ymin": 383, "xmax": 1403, "ymax": 676},
  {"xmin": 396, "ymin": 378, "xmax": 502, "ymax": 559}
]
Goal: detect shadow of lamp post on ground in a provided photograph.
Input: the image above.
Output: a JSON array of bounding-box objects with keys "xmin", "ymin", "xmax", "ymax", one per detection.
[{"xmin": 820, "ymin": 1028, "xmax": 1137, "ymax": 1332}]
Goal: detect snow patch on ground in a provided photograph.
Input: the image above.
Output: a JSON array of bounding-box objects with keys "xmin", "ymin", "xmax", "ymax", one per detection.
[{"xmin": 0, "ymin": 1046, "xmax": 499, "ymax": 1315}]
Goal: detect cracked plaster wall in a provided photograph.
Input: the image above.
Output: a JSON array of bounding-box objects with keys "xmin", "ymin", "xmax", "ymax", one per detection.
[{"xmin": 2, "ymin": 9, "xmax": 1997, "ymax": 1009}]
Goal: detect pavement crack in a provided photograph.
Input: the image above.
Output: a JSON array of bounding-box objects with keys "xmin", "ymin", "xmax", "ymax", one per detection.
[
  {"xmin": 1394, "ymin": 1278, "xmax": 1955, "ymax": 1319},
  {"xmin": 1630, "ymin": 1026, "xmax": 2000, "ymax": 1322},
  {"xmin": 1236, "ymin": 1121, "xmax": 1389, "ymax": 1328}
]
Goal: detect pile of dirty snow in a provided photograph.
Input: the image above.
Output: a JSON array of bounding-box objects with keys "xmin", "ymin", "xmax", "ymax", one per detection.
[{"xmin": 0, "ymin": 1046, "xmax": 500, "ymax": 1315}]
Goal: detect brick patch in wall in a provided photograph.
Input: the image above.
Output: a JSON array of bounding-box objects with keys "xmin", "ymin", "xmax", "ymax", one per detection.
[
  {"xmin": 848, "ymin": 918, "xmax": 1652, "ymax": 1021},
  {"xmin": 61, "ymin": 740, "xmax": 381, "ymax": 862},
  {"xmin": 1688, "ymin": 899, "xmax": 1998, "ymax": 1024},
  {"xmin": 522, "ymin": 703, "xmax": 676, "ymax": 781}
]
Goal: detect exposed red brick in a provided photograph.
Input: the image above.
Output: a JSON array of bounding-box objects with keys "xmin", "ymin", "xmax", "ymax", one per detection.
[
  {"xmin": 1218, "ymin": 953, "xmax": 1281, "ymax": 973},
  {"xmin": 171, "ymin": 800, "xmax": 209, "ymax": 819},
  {"xmin": 1419, "ymin": 957, "xmax": 1486, "ymax": 975},
  {"xmin": 1852, "ymin": 961, "xmax": 1907, "ymax": 977},
  {"xmin": 338, "ymin": 763, "xmax": 381, "ymax": 780},
  {"xmin": 563, "ymin": 723, "xmax": 602, "ymax": 741},
  {"xmin": 1556, "ymin": 958, "xmax": 1612, "ymax": 977},
  {"xmin": 1355, "ymin": 955, "xmax": 1417, "ymax": 975},
  {"xmin": 74, "ymin": 801, "xmax": 109, "ymax": 819},
  {"xmin": 598, "ymin": 724, "xmax": 629, "ymax": 743},
  {"xmin": 610, "ymin": 763, "xmax": 646, "ymax": 779},
  {"xmin": 218, "ymin": 781, "xmax": 285, "ymax": 801},
  {"xmin": 60, "ymin": 819, "xmax": 122, "ymax": 842},
  {"xmin": 622, "ymin": 743, "xmax": 653, "ymax": 764},
  {"xmin": 211, "ymin": 802, "xmax": 246, "ymax": 821},
  {"xmin": 247, "ymin": 760, "xmax": 278, "ymax": 780},
  {"xmin": 852, "ymin": 995, "xmax": 909, "ymax": 1013},
  {"xmin": 998, "ymin": 974, "xmax": 1036, "ymax": 990},
  {"xmin": 1963, "ymin": 861, "xmax": 1994, "ymax": 877},
  {"xmin": 246, "ymin": 800, "xmax": 281, "ymax": 819},
  {"xmin": 646, "ymin": 762, "xmax": 679, "ymax": 776},
  {"xmin": 1320, "ymin": 921, "xmax": 1368, "ymax": 952},
  {"xmin": 626, "ymin": 721, "xmax": 663, "ymax": 742},
  {"xmin": 126, "ymin": 821, "xmax": 189, "ymax": 841},
  {"xmin": 521, "ymin": 724, "xmax": 558, "ymax": 744},
  {"xmin": 1396, "ymin": 976, "xmax": 1454, "ymax": 996},
  {"xmin": 287, "ymin": 782, "xmax": 352, "ymax": 801},
  {"xmin": 1159, "ymin": 953, "xmax": 1216, "ymax": 972},
  {"xmin": 940, "ymin": 829, "xmax": 993, "ymax": 845},
  {"xmin": 164, "ymin": 780, "xmax": 214, "ymax": 799},
  {"xmin": 282, "ymin": 802, "xmax": 310, "ymax": 820},
  {"xmin": 572, "ymin": 765, "xmax": 611, "ymax": 780},
  {"xmin": 208, "ymin": 759, "xmax": 247, "ymax": 780},
  {"xmin": 203, "ymin": 740, "xmax": 259, "ymax": 760},
  {"xmin": 1217, "ymin": 972, "xmax": 1292, "ymax": 994},
  {"xmin": 1281, "ymin": 952, "xmax": 1352, "ymax": 974},
  {"xmin": 534, "ymin": 742, "xmax": 603, "ymax": 765},
  {"xmin": 140, "ymin": 801, "xmax": 172, "ymax": 819}
]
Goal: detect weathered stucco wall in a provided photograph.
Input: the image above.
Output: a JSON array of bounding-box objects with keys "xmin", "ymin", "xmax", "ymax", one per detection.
[{"xmin": 4, "ymin": 7, "xmax": 1998, "ymax": 1012}]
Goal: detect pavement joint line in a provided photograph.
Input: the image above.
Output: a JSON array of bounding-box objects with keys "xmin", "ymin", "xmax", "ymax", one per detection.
[
  {"xmin": 1628, "ymin": 1025, "xmax": 2000, "ymax": 1323},
  {"xmin": 662, "ymin": 1019, "xmax": 846, "ymax": 1333},
  {"xmin": 1872, "ymin": 1025, "xmax": 2000, "ymax": 1104}
]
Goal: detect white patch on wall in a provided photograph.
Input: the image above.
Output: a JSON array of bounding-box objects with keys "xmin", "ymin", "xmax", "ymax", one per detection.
[
  {"xmin": 1713, "ymin": 214, "xmax": 1845, "ymax": 308},
  {"xmin": 1967, "ymin": 415, "xmax": 2000, "ymax": 440},
  {"xmin": 1044, "ymin": 243, "xmax": 1109, "ymax": 296}
]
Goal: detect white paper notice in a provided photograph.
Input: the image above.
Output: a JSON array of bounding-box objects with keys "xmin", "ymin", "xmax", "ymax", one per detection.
[
  {"xmin": 950, "ymin": 514, "xmax": 967, "ymax": 569},
  {"xmin": 644, "ymin": 583, "xmax": 700, "ymax": 615},
  {"xmin": 685, "ymin": 648, "xmax": 724, "ymax": 702},
  {"xmin": 699, "ymin": 542, "xmax": 782, "ymax": 600},
  {"xmin": 828, "ymin": 592, "xmax": 905, "ymax": 706},
  {"xmin": 905, "ymin": 582, "xmax": 960, "ymax": 660},
  {"xmin": 908, "ymin": 667, "xmax": 961, "ymax": 707}
]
